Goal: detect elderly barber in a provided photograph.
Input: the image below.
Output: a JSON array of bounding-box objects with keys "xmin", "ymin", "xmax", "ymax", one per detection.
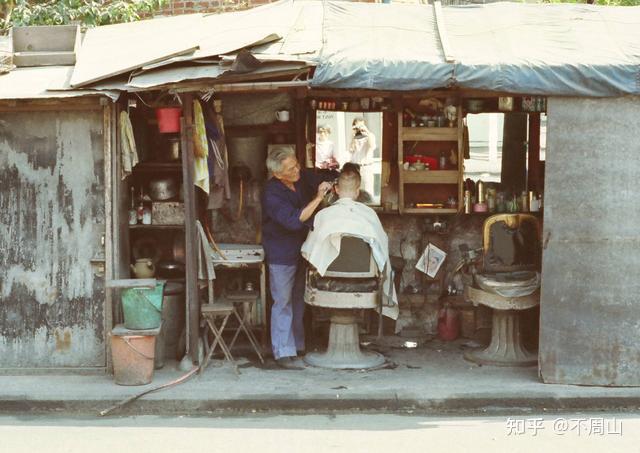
[{"xmin": 262, "ymin": 147, "xmax": 336, "ymax": 370}]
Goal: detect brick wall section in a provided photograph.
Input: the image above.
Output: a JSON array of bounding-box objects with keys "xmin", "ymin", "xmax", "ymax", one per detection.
[
  {"xmin": 161, "ymin": 0, "xmax": 380, "ymax": 16},
  {"xmin": 161, "ymin": 0, "xmax": 276, "ymax": 16}
]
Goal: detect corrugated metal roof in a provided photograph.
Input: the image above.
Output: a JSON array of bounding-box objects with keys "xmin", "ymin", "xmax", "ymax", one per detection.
[
  {"xmin": 5, "ymin": 0, "xmax": 640, "ymax": 98},
  {"xmin": 0, "ymin": 66, "xmax": 118, "ymax": 100},
  {"xmin": 127, "ymin": 61, "xmax": 309, "ymax": 89},
  {"xmin": 70, "ymin": 14, "xmax": 203, "ymax": 87}
]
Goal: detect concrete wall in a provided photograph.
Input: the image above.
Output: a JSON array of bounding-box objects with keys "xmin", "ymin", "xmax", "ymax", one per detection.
[
  {"xmin": 0, "ymin": 106, "xmax": 107, "ymax": 369},
  {"xmin": 539, "ymin": 96, "xmax": 640, "ymax": 386}
]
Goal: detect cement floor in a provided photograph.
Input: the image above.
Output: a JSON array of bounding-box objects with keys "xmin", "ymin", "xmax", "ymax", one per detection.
[{"xmin": 1, "ymin": 338, "xmax": 640, "ymax": 416}]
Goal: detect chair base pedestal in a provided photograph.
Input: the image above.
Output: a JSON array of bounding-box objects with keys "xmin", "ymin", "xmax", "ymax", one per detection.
[
  {"xmin": 464, "ymin": 309, "xmax": 537, "ymax": 367},
  {"xmin": 304, "ymin": 311, "xmax": 385, "ymax": 370}
]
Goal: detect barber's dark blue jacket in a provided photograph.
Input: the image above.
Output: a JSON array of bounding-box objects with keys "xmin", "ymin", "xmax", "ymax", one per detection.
[{"xmin": 262, "ymin": 169, "xmax": 337, "ymax": 265}]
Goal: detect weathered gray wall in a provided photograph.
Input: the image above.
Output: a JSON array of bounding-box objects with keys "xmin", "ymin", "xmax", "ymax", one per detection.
[
  {"xmin": 540, "ymin": 96, "xmax": 640, "ymax": 386},
  {"xmin": 0, "ymin": 108, "xmax": 106, "ymax": 369}
]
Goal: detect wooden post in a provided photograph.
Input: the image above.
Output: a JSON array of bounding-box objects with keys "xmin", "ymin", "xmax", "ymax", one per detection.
[
  {"xmin": 294, "ymin": 88, "xmax": 307, "ymax": 166},
  {"xmin": 180, "ymin": 94, "xmax": 200, "ymax": 365},
  {"xmin": 528, "ymin": 113, "xmax": 541, "ymax": 192},
  {"xmin": 501, "ymin": 112, "xmax": 528, "ymax": 195}
]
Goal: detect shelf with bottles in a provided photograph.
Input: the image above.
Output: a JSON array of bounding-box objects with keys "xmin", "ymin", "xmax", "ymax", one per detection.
[
  {"xmin": 126, "ymin": 180, "xmax": 184, "ymax": 228},
  {"xmin": 397, "ymin": 100, "xmax": 464, "ymax": 215},
  {"xmin": 401, "ymin": 183, "xmax": 460, "ymax": 215},
  {"xmin": 463, "ymin": 96, "xmax": 547, "ymax": 115},
  {"xmin": 400, "ymin": 127, "xmax": 458, "ymax": 142}
]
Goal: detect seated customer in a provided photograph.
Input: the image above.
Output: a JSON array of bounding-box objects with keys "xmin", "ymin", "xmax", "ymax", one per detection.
[
  {"xmin": 301, "ymin": 169, "xmax": 398, "ymax": 320},
  {"xmin": 323, "ymin": 163, "xmax": 373, "ymax": 206}
]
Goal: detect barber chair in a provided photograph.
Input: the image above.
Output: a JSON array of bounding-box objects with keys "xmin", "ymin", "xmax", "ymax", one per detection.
[
  {"xmin": 463, "ymin": 214, "xmax": 541, "ymax": 367},
  {"xmin": 304, "ymin": 236, "xmax": 385, "ymax": 369}
]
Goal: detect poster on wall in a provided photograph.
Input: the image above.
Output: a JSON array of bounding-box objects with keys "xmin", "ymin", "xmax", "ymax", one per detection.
[{"xmin": 416, "ymin": 243, "xmax": 447, "ymax": 278}]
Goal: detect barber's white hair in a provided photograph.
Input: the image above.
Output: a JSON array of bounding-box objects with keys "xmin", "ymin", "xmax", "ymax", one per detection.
[{"xmin": 266, "ymin": 146, "xmax": 296, "ymax": 174}]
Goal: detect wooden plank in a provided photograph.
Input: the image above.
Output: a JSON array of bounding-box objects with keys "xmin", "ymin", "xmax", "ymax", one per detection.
[
  {"xmin": 528, "ymin": 113, "xmax": 542, "ymax": 192},
  {"xmin": 103, "ymin": 104, "xmax": 114, "ymax": 373},
  {"xmin": 294, "ymin": 91, "xmax": 306, "ymax": 164},
  {"xmin": 403, "ymin": 208, "xmax": 458, "ymax": 215},
  {"xmin": 13, "ymin": 51, "xmax": 75, "ymax": 67},
  {"xmin": 397, "ymin": 111, "xmax": 405, "ymax": 214},
  {"xmin": 129, "ymin": 224, "xmax": 185, "ymax": 230},
  {"xmin": 133, "ymin": 162, "xmax": 182, "ymax": 172},
  {"xmin": 106, "ymin": 279, "xmax": 157, "ymax": 289},
  {"xmin": 457, "ymin": 100, "xmax": 464, "ymax": 212},
  {"xmin": 180, "ymin": 94, "xmax": 200, "ymax": 366},
  {"xmin": 402, "ymin": 170, "xmax": 459, "ymax": 184},
  {"xmin": 401, "ymin": 127, "xmax": 458, "ymax": 141},
  {"xmin": 0, "ymin": 102, "xmax": 103, "ymax": 112}
]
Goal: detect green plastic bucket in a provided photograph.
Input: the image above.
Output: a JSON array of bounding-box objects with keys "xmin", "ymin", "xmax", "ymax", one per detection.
[{"xmin": 121, "ymin": 282, "xmax": 165, "ymax": 330}]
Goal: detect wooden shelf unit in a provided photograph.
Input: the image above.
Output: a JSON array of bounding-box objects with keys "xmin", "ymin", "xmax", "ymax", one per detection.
[
  {"xmin": 129, "ymin": 224, "xmax": 184, "ymax": 230},
  {"xmin": 398, "ymin": 101, "xmax": 464, "ymax": 215},
  {"xmin": 132, "ymin": 161, "xmax": 182, "ymax": 172}
]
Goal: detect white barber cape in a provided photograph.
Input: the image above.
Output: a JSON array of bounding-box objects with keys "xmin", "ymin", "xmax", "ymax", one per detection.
[{"xmin": 301, "ymin": 198, "xmax": 399, "ymax": 320}]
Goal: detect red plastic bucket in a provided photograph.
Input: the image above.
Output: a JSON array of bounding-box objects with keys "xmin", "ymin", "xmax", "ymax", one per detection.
[
  {"xmin": 111, "ymin": 334, "xmax": 156, "ymax": 385},
  {"xmin": 155, "ymin": 107, "xmax": 182, "ymax": 133}
]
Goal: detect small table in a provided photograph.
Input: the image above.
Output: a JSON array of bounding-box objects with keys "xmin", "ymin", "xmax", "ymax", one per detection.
[{"xmin": 210, "ymin": 244, "xmax": 267, "ymax": 348}]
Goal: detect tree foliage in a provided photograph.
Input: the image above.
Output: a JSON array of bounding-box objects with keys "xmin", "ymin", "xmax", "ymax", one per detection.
[{"xmin": 1, "ymin": 0, "xmax": 169, "ymax": 33}]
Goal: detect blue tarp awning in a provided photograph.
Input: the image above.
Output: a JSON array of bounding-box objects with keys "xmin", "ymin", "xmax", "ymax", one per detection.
[
  {"xmin": 50, "ymin": 0, "xmax": 640, "ymax": 97},
  {"xmin": 311, "ymin": 1, "xmax": 640, "ymax": 97}
]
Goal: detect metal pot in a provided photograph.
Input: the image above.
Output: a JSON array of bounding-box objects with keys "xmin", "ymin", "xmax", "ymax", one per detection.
[
  {"xmin": 166, "ymin": 137, "xmax": 181, "ymax": 161},
  {"xmin": 172, "ymin": 233, "xmax": 185, "ymax": 263},
  {"xmin": 156, "ymin": 260, "xmax": 185, "ymax": 279},
  {"xmin": 149, "ymin": 177, "xmax": 177, "ymax": 201}
]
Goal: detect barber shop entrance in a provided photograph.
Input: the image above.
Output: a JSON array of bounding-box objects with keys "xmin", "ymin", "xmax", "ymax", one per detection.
[{"xmin": 108, "ymin": 85, "xmax": 551, "ymax": 382}]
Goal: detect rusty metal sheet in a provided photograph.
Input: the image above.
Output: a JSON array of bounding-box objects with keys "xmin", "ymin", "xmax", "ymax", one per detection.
[
  {"xmin": 0, "ymin": 109, "xmax": 106, "ymax": 369},
  {"xmin": 539, "ymin": 96, "xmax": 640, "ymax": 386}
]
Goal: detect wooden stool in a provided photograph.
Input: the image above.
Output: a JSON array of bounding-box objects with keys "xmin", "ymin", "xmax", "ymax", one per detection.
[
  {"xmin": 200, "ymin": 302, "xmax": 239, "ymax": 375},
  {"xmin": 226, "ymin": 293, "xmax": 265, "ymax": 365}
]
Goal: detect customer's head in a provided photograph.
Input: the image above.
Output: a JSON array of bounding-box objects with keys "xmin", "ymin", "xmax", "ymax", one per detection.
[
  {"xmin": 336, "ymin": 169, "xmax": 361, "ymax": 200},
  {"xmin": 266, "ymin": 146, "xmax": 299, "ymax": 183}
]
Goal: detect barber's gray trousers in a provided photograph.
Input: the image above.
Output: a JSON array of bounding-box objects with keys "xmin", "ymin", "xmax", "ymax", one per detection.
[{"xmin": 268, "ymin": 262, "xmax": 306, "ymax": 360}]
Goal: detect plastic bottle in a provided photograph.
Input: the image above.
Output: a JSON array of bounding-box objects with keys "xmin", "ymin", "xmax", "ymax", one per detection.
[
  {"xmin": 437, "ymin": 305, "xmax": 460, "ymax": 341},
  {"xmin": 439, "ymin": 150, "xmax": 446, "ymax": 170}
]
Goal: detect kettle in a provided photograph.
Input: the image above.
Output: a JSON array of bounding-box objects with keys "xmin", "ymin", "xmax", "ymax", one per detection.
[{"xmin": 131, "ymin": 258, "xmax": 155, "ymax": 279}]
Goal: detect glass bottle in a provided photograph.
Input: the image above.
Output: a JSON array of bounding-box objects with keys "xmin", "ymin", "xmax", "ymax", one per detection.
[{"xmin": 136, "ymin": 187, "xmax": 144, "ymax": 224}]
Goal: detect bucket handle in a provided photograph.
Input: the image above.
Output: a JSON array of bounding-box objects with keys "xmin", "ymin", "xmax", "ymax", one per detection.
[{"xmin": 123, "ymin": 337, "xmax": 154, "ymax": 361}]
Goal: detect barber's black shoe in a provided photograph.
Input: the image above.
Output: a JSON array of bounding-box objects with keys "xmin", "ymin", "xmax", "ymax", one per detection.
[
  {"xmin": 290, "ymin": 357, "xmax": 306, "ymax": 369},
  {"xmin": 276, "ymin": 357, "xmax": 304, "ymax": 370}
]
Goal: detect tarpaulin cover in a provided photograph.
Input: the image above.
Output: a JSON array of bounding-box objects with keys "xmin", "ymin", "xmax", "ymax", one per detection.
[
  {"xmin": 59, "ymin": 0, "xmax": 640, "ymax": 97},
  {"xmin": 312, "ymin": 1, "xmax": 640, "ymax": 97}
]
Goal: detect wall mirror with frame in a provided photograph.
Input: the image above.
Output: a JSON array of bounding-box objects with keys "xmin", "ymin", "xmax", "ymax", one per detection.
[{"xmin": 314, "ymin": 110, "xmax": 383, "ymax": 206}]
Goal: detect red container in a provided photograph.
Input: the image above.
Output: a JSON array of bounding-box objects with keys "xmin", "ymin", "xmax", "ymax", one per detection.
[
  {"xmin": 404, "ymin": 155, "xmax": 439, "ymax": 170},
  {"xmin": 155, "ymin": 107, "xmax": 182, "ymax": 133},
  {"xmin": 437, "ymin": 306, "xmax": 460, "ymax": 341}
]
